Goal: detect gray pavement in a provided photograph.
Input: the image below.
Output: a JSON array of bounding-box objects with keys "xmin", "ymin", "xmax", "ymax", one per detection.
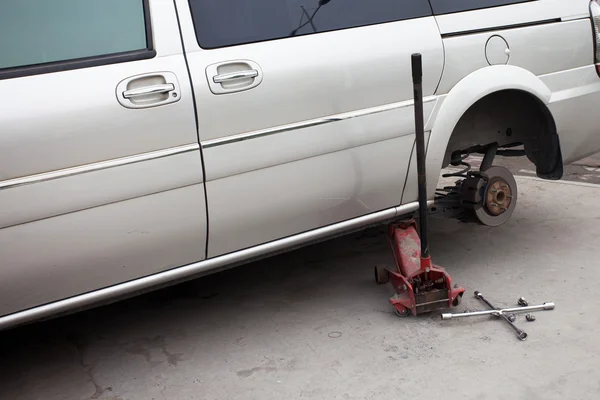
[{"xmin": 2, "ymin": 174, "xmax": 600, "ymax": 400}]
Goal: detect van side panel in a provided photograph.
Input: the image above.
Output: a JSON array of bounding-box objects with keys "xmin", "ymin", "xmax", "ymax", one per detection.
[
  {"xmin": 437, "ymin": 19, "xmax": 593, "ymax": 94},
  {"xmin": 431, "ymin": 0, "xmax": 600, "ymax": 173},
  {"xmin": 0, "ymin": 0, "xmax": 208, "ymax": 318},
  {"xmin": 175, "ymin": 0, "xmax": 446, "ymax": 257},
  {"xmin": 0, "ymin": 184, "xmax": 206, "ymax": 316}
]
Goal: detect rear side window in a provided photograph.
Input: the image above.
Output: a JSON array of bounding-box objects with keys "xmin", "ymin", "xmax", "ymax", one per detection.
[
  {"xmin": 429, "ymin": 0, "xmax": 533, "ymax": 15},
  {"xmin": 189, "ymin": 0, "xmax": 433, "ymax": 49},
  {"xmin": 0, "ymin": 0, "xmax": 150, "ymax": 70}
]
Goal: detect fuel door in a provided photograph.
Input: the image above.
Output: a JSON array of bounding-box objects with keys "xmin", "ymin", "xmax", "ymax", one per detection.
[{"xmin": 485, "ymin": 35, "xmax": 510, "ymax": 65}]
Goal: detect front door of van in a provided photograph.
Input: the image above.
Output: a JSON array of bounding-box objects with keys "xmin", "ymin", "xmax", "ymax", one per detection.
[
  {"xmin": 0, "ymin": 0, "xmax": 207, "ymax": 317},
  {"xmin": 175, "ymin": 0, "xmax": 444, "ymax": 257}
]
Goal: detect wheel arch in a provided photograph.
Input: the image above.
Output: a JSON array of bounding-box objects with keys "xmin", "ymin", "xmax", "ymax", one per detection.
[{"xmin": 425, "ymin": 65, "xmax": 560, "ymax": 196}]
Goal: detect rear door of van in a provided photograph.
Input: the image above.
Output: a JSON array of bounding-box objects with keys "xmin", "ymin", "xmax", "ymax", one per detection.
[{"xmin": 175, "ymin": 0, "xmax": 445, "ymax": 257}]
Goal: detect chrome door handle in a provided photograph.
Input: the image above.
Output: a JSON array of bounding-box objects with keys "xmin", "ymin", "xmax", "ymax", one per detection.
[
  {"xmin": 116, "ymin": 72, "xmax": 180, "ymax": 109},
  {"xmin": 122, "ymin": 83, "xmax": 175, "ymax": 99},
  {"xmin": 206, "ymin": 60, "xmax": 263, "ymax": 94},
  {"xmin": 213, "ymin": 70, "xmax": 259, "ymax": 84}
]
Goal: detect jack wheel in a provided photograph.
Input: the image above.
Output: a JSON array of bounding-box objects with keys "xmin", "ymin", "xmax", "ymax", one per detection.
[
  {"xmin": 394, "ymin": 308, "xmax": 410, "ymax": 318},
  {"xmin": 452, "ymin": 293, "xmax": 463, "ymax": 307},
  {"xmin": 374, "ymin": 265, "xmax": 390, "ymax": 285},
  {"xmin": 474, "ymin": 166, "xmax": 518, "ymax": 227}
]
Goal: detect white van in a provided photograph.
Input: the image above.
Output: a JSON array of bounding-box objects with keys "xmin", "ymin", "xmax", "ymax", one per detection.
[{"xmin": 1, "ymin": 0, "xmax": 599, "ymax": 329}]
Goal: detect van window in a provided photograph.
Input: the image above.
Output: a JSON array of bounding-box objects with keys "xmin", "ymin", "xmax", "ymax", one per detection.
[
  {"xmin": 429, "ymin": 0, "xmax": 532, "ymax": 15},
  {"xmin": 0, "ymin": 0, "xmax": 149, "ymax": 70},
  {"xmin": 188, "ymin": 0, "xmax": 433, "ymax": 49}
]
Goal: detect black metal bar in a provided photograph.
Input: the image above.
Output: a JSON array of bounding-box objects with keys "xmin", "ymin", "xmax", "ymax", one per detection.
[
  {"xmin": 411, "ymin": 53, "xmax": 429, "ymax": 258},
  {"xmin": 480, "ymin": 143, "xmax": 498, "ymax": 171}
]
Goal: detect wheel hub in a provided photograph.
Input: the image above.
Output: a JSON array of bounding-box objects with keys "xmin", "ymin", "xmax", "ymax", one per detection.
[
  {"xmin": 484, "ymin": 178, "xmax": 513, "ymax": 216},
  {"xmin": 432, "ymin": 165, "xmax": 518, "ymax": 227},
  {"xmin": 474, "ymin": 166, "xmax": 518, "ymax": 227}
]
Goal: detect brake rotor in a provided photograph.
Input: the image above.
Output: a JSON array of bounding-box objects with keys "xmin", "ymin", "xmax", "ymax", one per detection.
[{"xmin": 474, "ymin": 166, "xmax": 518, "ymax": 227}]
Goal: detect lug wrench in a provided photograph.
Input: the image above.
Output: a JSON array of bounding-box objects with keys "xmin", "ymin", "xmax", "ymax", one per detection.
[
  {"xmin": 474, "ymin": 291, "xmax": 528, "ymax": 340},
  {"xmin": 441, "ymin": 303, "xmax": 556, "ymax": 319}
]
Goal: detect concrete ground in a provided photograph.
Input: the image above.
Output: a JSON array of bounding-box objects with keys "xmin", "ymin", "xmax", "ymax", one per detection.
[{"xmin": 2, "ymin": 171, "xmax": 600, "ymax": 399}]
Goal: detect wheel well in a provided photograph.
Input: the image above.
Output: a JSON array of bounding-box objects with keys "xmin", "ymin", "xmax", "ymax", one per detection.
[{"xmin": 443, "ymin": 89, "xmax": 563, "ymax": 179}]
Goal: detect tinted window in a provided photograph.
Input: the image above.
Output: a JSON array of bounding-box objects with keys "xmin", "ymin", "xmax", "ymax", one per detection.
[
  {"xmin": 0, "ymin": 0, "xmax": 148, "ymax": 69},
  {"xmin": 429, "ymin": 0, "xmax": 532, "ymax": 15},
  {"xmin": 189, "ymin": 0, "xmax": 432, "ymax": 49}
]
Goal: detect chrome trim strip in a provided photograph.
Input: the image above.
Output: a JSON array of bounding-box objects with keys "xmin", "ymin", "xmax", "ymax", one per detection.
[
  {"xmin": 0, "ymin": 201, "xmax": 425, "ymax": 330},
  {"xmin": 440, "ymin": 18, "xmax": 561, "ymax": 38},
  {"xmin": 560, "ymin": 15, "xmax": 589, "ymax": 22},
  {"xmin": 202, "ymin": 97, "xmax": 437, "ymax": 149},
  {"xmin": 0, "ymin": 143, "xmax": 200, "ymax": 190}
]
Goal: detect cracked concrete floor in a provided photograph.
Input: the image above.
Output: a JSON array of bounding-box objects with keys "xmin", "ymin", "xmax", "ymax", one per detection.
[{"xmin": 1, "ymin": 176, "xmax": 600, "ymax": 400}]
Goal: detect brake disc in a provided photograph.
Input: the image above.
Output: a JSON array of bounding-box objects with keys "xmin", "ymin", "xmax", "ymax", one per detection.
[{"xmin": 474, "ymin": 166, "xmax": 518, "ymax": 227}]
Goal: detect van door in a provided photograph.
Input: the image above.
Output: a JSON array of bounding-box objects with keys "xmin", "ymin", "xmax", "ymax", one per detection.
[
  {"xmin": 175, "ymin": 0, "xmax": 444, "ymax": 257},
  {"xmin": 0, "ymin": 0, "xmax": 207, "ymax": 316}
]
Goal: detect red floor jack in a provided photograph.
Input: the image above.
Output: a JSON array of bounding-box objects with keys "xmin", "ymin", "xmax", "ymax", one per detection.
[{"xmin": 374, "ymin": 54, "xmax": 465, "ymax": 317}]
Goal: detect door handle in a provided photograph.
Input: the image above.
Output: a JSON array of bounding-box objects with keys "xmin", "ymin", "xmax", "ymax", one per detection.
[
  {"xmin": 116, "ymin": 72, "xmax": 181, "ymax": 109},
  {"xmin": 213, "ymin": 70, "xmax": 258, "ymax": 84},
  {"xmin": 206, "ymin": 60, "xmax": 263, "ymax": 95},
  {"xmin": 123, "ymin": 83, "xmax": 175, "ymax": 99}
]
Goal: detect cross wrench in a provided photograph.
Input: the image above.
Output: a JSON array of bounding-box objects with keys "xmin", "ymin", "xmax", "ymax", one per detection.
[
  {"xmin": 441, "ymin": 302, "xmax": 555, "ymax": 319},
  {"xmin": 474, "ymin": 291, "xmax": 528, "ymax": 341}
]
